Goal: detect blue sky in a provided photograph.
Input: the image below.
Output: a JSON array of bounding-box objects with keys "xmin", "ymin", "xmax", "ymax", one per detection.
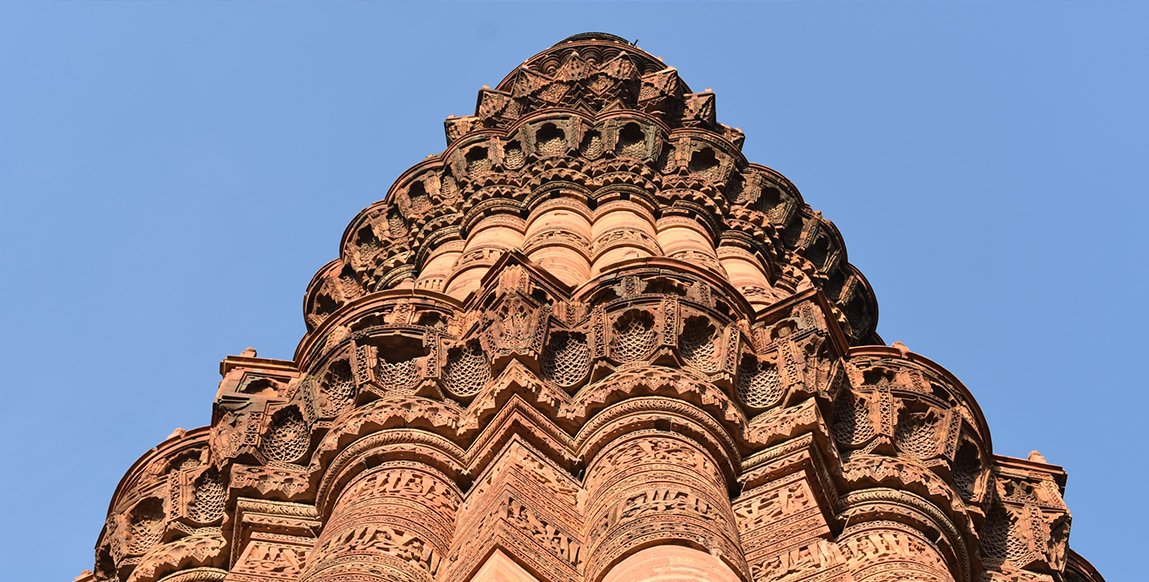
[{"xmin": 1, "ymin": 3, "xmax": 1144, "ymax": 581}]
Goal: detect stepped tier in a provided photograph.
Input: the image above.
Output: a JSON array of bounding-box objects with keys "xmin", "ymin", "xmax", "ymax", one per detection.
[{"xmin": 84, "ymin": 33, "xmax": 1102, "ymax": 582}]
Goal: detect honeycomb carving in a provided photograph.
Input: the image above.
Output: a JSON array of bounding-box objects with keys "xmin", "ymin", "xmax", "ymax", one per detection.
[
  {"xmin": 610, "ymin": 310, "xmax": 656, "ymax": 362},
  {"xmin": 320, "ymin": 359, "xmax": 356, "ymax": 415},
  {"xmin": 87, "ymin": 34, "xmax": 1096, "ymax": 582},
  {"xmin": 737, "ymin": 355, "xmax": 784, "ymax": 409},
  {"xmin": 831, "ymin": 389, "xmax": 875, "ymax": 446},
  {"xmin": 679, "ymin": 316, "xmax": 720, "ymax": 373},
  {"xmin": 542, "ymin": 331, "xmax": 591, "ymax": 389},
  {"xmin": 504, "ymin": 141, "xmax": 525, "ymax": 169},
  {"xmin": 580, "ymin": 130, "xmax": 604, "ymax": 159},
  {"xmin": 377, "ymin": 358, "xmax": 418, "ymax": 390},
  {"xmin": 370, "ymin": 336, "xmax": 426, "ymax": 392},
  {"xmin": 442, "ymin": 341, "xmax": 490, "ymax": 398},
  {"xmin": 617, "ymin": 122, "xmax": 645, "ymax": 158},
  {"xmin": 262, "ymin": 407, "xmax": 308, "ymax": 463},
  {"xmin": 187, "ymin": 469, "xmax": 225, "ymax": 523},
  {"xmin": 126, "ymin": 497, "xmax": 165, "ymax": 555},
  {"xmin": 537, "ymin": 123, "xmax": 566, "ymax": 157},
  {"xmin": 466, "ymin": 146, "xmax": 491, "ymax": 176},
  {"xmin": 952, "ymin": 439, "xmax": 981, "ymax": 500},
  {"xmin": 982, "ymin": 503, "xmax": 1028, "ymax": 563},
  {"xmin": 894, "ymin": 405, "xmax": 942, "ymax": 460}
]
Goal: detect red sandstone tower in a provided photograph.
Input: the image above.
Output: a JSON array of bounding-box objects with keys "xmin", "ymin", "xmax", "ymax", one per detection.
[{"xmin": 82, "ymin": 34, "xmax": 1104, "ymax": 582}]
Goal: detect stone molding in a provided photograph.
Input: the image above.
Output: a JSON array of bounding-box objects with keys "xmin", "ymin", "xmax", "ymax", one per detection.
[{"xmin": 86, "ymin": 33, "xmax": 1102, "ymax": 582}]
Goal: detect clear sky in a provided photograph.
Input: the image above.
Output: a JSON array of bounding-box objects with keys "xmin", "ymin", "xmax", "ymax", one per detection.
[{"xmin": 1, "ymin": 3, "xmax": 1144, "ymax": 581}]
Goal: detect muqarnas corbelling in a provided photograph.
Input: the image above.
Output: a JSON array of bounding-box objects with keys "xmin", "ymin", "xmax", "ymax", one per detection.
[{"xmin": 84, "ymin": 33, "xmax": 1103, "ymax": 582}]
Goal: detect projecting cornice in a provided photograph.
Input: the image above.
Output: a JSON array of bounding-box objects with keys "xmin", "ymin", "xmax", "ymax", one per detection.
[{"xmin": 87, "ymin": 34, "xmax": 1101, "ymax": 582}]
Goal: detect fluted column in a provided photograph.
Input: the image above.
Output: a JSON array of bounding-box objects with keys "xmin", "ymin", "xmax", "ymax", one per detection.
[
  {"xmin": 582, "ymin": 431, "xmax": 744, "ymax": 582},
  {"xmin": 839, "ymin": 520, "xmax": 956, "ymax": 582},
  {"xmin": 416, "ymin": 239, "xmax": 465, "ymax": 293},
  {"xmin": 590, "ymin": 199, "xmax": 661, "ymax": 276},
  {"xmin": 445, "ymin": 213, "xmax": 525, "ymax": 300},
  {"xmin": 301, "ymin": 463, "xmax": 460, "ymax": 582},
  {"xmin": 655, "ymin": 215, "xmax": 723, "ymax": 275},
  {"xmin": 601, "ymin": 545, "xmax": 741, "ymax": 582},
  {"xmin": 715, "ymin": 242, "xmax": 774, "ymax": 312},
  {"xmin": 523, "ymin": 198, "xmax": 592, "ymax": 287}
]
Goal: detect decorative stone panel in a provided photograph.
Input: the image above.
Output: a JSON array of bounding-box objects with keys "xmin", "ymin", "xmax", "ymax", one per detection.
[{"xmin": 84, "ymin": 33, "xmax": 1103, "ymax": 582}]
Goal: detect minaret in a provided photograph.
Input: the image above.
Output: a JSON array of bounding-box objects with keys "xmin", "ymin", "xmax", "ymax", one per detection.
[{"xmin": 84, "ymin": 33, "xmax": 1103, "ymax": 582}]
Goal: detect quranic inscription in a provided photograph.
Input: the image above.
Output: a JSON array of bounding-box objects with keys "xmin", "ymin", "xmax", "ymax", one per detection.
[{"xmin": 81, "ymin": 33, "xmax": 1104, "ymax": 582}]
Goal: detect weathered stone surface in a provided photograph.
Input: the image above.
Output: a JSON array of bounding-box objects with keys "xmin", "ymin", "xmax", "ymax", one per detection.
[{"xmin": 86, "ymin": 33, "xmax": 1104, "ymax": 582}]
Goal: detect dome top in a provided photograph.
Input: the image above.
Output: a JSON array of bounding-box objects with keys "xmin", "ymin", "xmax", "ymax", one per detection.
[
  {"xmin": 494, "ymin": 32, "xmax": 680, "ymax": 97},
  {"xmin": 555, "ymin": 32, "xmax": 633, "ymax": 46}
]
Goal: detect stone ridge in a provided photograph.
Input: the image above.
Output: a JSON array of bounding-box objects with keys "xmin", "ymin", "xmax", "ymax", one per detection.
[{"xmin": 81, "ymin": 35, "xmax": 1104, "ymax": 582}]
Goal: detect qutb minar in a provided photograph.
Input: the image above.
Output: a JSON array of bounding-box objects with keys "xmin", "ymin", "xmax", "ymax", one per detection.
[{"xmin": 83, "ymin": 34, "xmax": 1104, "ymax": 582}]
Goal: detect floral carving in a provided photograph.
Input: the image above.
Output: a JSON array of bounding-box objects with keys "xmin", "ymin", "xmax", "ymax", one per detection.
[{"xmin": 86, "ymin": 34, "xmax": 1102, "ymax": 582}]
